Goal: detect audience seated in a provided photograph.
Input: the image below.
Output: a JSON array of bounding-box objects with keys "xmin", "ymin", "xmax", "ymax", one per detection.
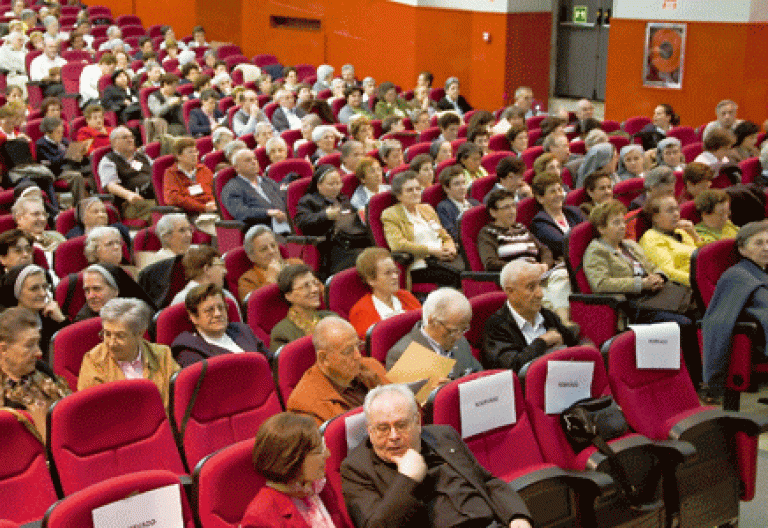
[
  {"xmin": 79, "ymin": 53, "xmax": 116, "ymax": 109},
  {"xmin": 435, "ymin": 165, "xmax": 479, "ymax": 243},
  {"xmin": 12, "ymin": 195, "xmax": 65, "ymax": 253},
  {"xmin": 340, "ymin": 384, "xmax": 533, "ymax": 528},
  {"xmin": 287, "ymin": 316, "xmax": 389, "ymax": 425},
  {"xmin": 84, "ymin": 225, "xmax": 129, "ymax": 269},
  {"xmin": 339, "ymin": 140, "xmax": 365, "ymax": 175},
  {"xmin": 76, "ymin": 263, "xmax": 153, "ymax": 322},
  {"xmin": 148, "ymin": 73, "xmax": 187, "ymax": 135},
  {"xmin": 491, "ymin": 105, "xmax": 525, "ymax": 136},
  {"xmin": 309, "ymin": 125, "xmax": 340, "ymax": 165},
  {"xmin": 435, "ymin": 112, "xmax": 461, "ymax": 144},
  {"xmin": 678, "ymin": 161, "xmax": 713, "ymax": 202},
  {"xmin": 241, "ymin": 413, "xmax": 340, "ymax": 528},
  {"xmin": 0, "ymin": 229, "xmax": 34, "ymax": 278},
  {"xmin": 238, "ymin": 224, "xmax": 302, "ymax": 302},
  {"xmin": 617, "ymin": 144, "xmax": 645, "ymax": 180},
  {"xmin": 383, "ymin": 171, "xmax": 463, "ymax": 288},
  {"xmin": 271, "ymin": 88, "xmax": 306, "ymax": 133},
  {"xmin": 513, "ymin": 85, "xmax": 540, "ymax": 119},
  {"xmin": 374, "ymin": 82, "xmax": 409, "ymax": 119},
  {"xmin": 187, "ymin": 88, "xmax": 225, "ymax": 138},
  {"xmin": 694, "ymin": 128, "xmax": 735, "ymax": 174},
  {"xmin": 349, "ymin": 248, "xmax": 421, "ymax": 339},
  {"xmin": 78, "ymin": 297, "xmax": 179, "ymax": 407},
  {"xmin": 702, "ymin": 221, "xmax": 768, "ymax": 403},
  {"xmin": 350, "ymin": 157, "xmax": 388, "ymax": 211},
  {"xmin": 170, "ymin": 245, "xmax": 237, "ymax": 309},
  {"xmin": 635, "ymin": 103, "xmax": 679, "ymax": 150},
  {"xmin": 505, "ymin": 124, "xmax": 529, "ymax": 158},
  {"xmin": 265, "ymin": 137, "xmax": 289, "ymax": 167},
  {"xmin": 456, "ymin": 141, "xmax": 487, "ymax": 183},
  {"xmin": 628, "ymin": 165, "xmax": 676, "ymax": 212},
  {"xmin": 482, "ymin": 259, "xmax": 581, "ymax": 374},
  {"xmin": 387, "ymin": 288, "xmax": 481, "ymax": 379},
  {"xmin": 489, "ymin": 156, "xmax": 531, "ymax": 202},
  {"xmin": 702, "ymin": 99, "xmax": 741, "ymax": 141},
  {"xmin": 729, "ymin": 120, "xmax": 761, "ymax": 162},
  {"xmin": 171, "ymin": 283, "xmax": 266, "ymax": 367},
  {"xmin": 163, "ymin": 136, "xmax": 217, "ymax": 215},
  {"xmin": 656, "ymin": 137, "xmax": 685, "ymax": 172},
  {"xmin": 338, "ymin": 85, "xmax": 373, "ymax": 124},
  {"xmin": 270, "ymin": 263, "xmax": 337, "ymax": 355},
  {"xmin": 580, "ymin": 168, "xmax": 614, "ymax": 216},
  {"xmin": 435, "ymin": 76, "xmax": 472, "ymax": 117},
  {"xmin": 0, "ymin": 306, "xmax": 70, "ymax": 440},
  {"xmin": 575, "ymin": 142, "xmax": 619, "ymax": 188},
  {"xmin": 529, "ymin": 173, "xmax": 586, "ymax": 260},
  {"xmin": 35, "ymin": 116, "xmax": 90, "ymax": 203},
  {"xmin": 379, "ymin": 139, "xmax": 404, "ymax": 177},
  {"xmin": 76, "ymin": 104, "xmax": 113, "ymax": 156},
  {"xmin": 694, "ymin": 189, "xmax": 738, "ymax": 243},
  {"xmin": 29, "ymin": 38, "xmax": 66, "ymax": 83}
]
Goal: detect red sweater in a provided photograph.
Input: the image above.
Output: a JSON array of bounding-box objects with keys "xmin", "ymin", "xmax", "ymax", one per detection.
[
  {"xmin": 163, "ymin": 162, "xmax": 215, "ymax": 213},
  {"xmin": 349, "ymin": 290, "xmax": 421, "ymax": 339},
  {"xmin": 76, "ymin": 126, "xmax": 113, "ymax": 155}
]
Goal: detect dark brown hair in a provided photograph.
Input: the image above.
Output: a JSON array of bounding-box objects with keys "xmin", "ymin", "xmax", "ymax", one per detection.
[{"xmin": 252, "ymin": 413, "xmax": 321, "ymax": 483}]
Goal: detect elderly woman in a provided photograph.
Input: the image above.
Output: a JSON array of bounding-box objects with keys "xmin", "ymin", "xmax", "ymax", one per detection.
[
  {"xmin": 584, "ymin": 199, "xmax": 700, "ymax": 382},
  {"xmin": 171, "ymin": 283, "xmax": 266, "ymax": 366},
  {"xmin": 101, "ymin": 69, "xmax": 141, "ymax": 124},
  {"xmin": 694, "ymin": 189, "xmax": 738, "ymax": 244},
  {"xmin": 84, "ymin": 225, "xmax": 130, "ymax": 270},
  {"xmin": 678, "ymin": 161, "xmax": 713, "ymax": 202},
  {"xmin": 729, "ymin": 120, "xmax": 761, "ymax": 163},
  {"xmin": 0, "ymin": 229, "xmax": 34, "ymax": 277},
  {"xmin": 409, "ymin": 153, "xmax": 435, "ymax": 189},
  {"xmin": 145, "ymin": 213, "xmax": 193, "ymax": 264},
  {"xmin": 238, "ymin": 225, "xmax": 302, "ymax": 302},
  {"xmin": 638, "ymin": 194, "xmax": 702, "ymax": 286},
  {"xmin": 312, "ymin": 64, "xmax": 334, "ymax": 93},
  {"xmin": 580, "ymin": 169, "xmax": 614, "ymax": 216},
  {"xmin": 374, "ymin": 81, "xmax": 409, "ymax": 119},
  {"xmin": 505, "ymin": 124, "xmax": 529, "ymax": 158},
  {"xmin": 576, "ymin": 142, "xmax": 619, "ymax": 188},
  {"xmin": 656, "ymin": 137, "xmax": 685, "ymax": 172},
  {"xmin": 701, "ymin": 221, "xmax": 768, "ymax": 403},
  {"xmin": 270, "ymin": 264, "xmax": 337, "ymax": 355},
  {"xmin": 379, "ymin": 139, "xmax": 404, "ymax": 175},
  {"xmin": 435, "ymin": 77, "xmax": 472, "ymax": 117},
  {"xmin": 75, "ymin": 263, "xmax": 153, "ymax": 322},
  {"xmin": 456, "ymin": 142, "xmax": 487, "ymax": 183},
  {"xmin": 265, "ymin": 136, "xmax": 289, "ymax": 167},
  {"xmin": 296, "ymin": 165, "xmax": 371, "ymax": 276},
  {"xmin": 636, "ymin": 103, "xmax": 679, "ymax": 150},
  {"xmin": 348, "ymin": 248, "xmax": 421, "ymax": 339},
  {"xmin": 1, "ymin": 264, "xmax": 68, "ymax": 357},
  {"xmin": 0, "ymin": 307, "xmax": 70, "ymax": 440},
  {"xmin": 530, "ymin": 173, "xmax": 586, "ymax": 260},
  {"xmin": 66, "ymin": 197, "xmax": 130, "ymax": 242},
  {"xmin": 241, "ymin": 413, "xmax": 337, "ymax": 528},
  {"xmin": 78, "ymin": 298, "xmax": 179, "ymax": 407},
  {"xmin": 170, "ymin": 245, "xmax": 237, "ymax": 307},
  {"xmin": 309, "ymin": 125, "xmax": 339, "ymax": 165},
  {"xmin": 382, "ymin": 171, "xmax": 463, "ymax": 288},
  {"xmin": 617, "ymin": 144, "xmax": 646, "ymax": 180},
  {"xmin": 351, "ymin": 156, "xmax": 389, "ymax": 210},
  {"xmin": 349, "ymin": 116, "xmax": 378, "ymax": 152}
]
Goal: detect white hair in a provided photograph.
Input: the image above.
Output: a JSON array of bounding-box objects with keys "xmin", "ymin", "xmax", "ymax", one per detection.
[
  {"xmin": 84, "ymin": 226, "xmax": 121, "ymax": 263},
  {"xmin": 500, "ymin": 259, "xmax": 542, "ymax": 289},
  {"xmin": 231, "ymin": 147, "xmax": 253, "ymax": 167},
  {"xmin": 312, "ymin": 316, "xmax": 355, "ymax": 352},
  {"xmin": 11, "ymin": 196, "xmax": 43, "ymax": 220},
  {"xmin": 265, "ymin": 136, "xmax": 287, "ymax": 154},
  {"xmin": 421, "ymin": 288, "xmax": 471, "ymax": 325},
  {"xmin": 364, "ymin": 384, "xmax": 419, "ymax": 422},
  {"xmin": 760, "ymin": 143, "xmax": 768, "ymax": 171},
  {"xmin": 155, "ymin": 213, "xmax": 189, "ymax": 246},
  {"xmin": 100, "ymin": 298, "xmax": 151, "ymax": 335}
]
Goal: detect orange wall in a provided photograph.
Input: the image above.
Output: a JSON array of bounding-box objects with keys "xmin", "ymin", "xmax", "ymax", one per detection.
[
  {"xmin": 110, "ymin": 0, "xmax": 550, "ymax": 112},
  {"xmin": 605, "ymin": 19, "xmax": 768, "ymax": 128}
]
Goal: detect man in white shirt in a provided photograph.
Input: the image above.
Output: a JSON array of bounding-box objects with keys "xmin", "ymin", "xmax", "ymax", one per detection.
[
  {"xmin": 43, "ymin": 16, "xmax": 68, "ymax": 45},
  {"xmin": 482, "ymin": 259, "xmax": 582, "ymax": 374},
  {"xmin": 29, "ymin": 38, "xmax": 66, "ymax": 82},
  {"xmin": 79, "ymin": 53, "xmax": 117, "ymax": 108},
  {"xmin": 98, "ymin": 26, "xmax": 123, "ymax": 51}
]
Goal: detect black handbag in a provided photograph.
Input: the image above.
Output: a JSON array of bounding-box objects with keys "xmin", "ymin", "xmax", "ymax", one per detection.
[{"xmin": 633, "ymin": 281, "xmax": 692, "ymax": 314}]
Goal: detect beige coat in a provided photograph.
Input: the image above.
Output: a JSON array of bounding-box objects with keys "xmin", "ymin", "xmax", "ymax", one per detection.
[{"xmin": 583, "ymin": 238, "xmax": 662, "ymax": 294}]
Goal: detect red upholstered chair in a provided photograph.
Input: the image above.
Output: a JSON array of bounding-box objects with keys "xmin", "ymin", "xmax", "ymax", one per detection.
[
  {"xmin": 195, "ymin": 135, "xmax": 214, "ymax": 157},
  {"xmin": 155, "ymin": 298, "xmax": 240, "ymax": 348},
  {"xmin": 365, "ymin": 309, "xmax": 421, "ymax": 364},
  {"xmin": 46, "ymin": 379, "xmax": 187, "ymax": 497},
  {"xmin": 433, "ymin": 158, "xmax": 456, "ymax": 181},
  {"xmin": 203, "ymin": 149, "xmax": 226, "ymax": 173},
  {"xmin": 341, "ymin": 173, "xmax": 358, "ymax": 198},
  {"xmin": 428, "ymin": 87, "xmax": 445, "ymax": 102},
  {"xmin": 182, "ymin": 98, "xmax": 201, "ymax": 131},
  {"xmin": 316, "ymin": 151, "xmax": 342, "ymax": 169},
  {"xmin": 295, "ymin": 141, "xmax": 317, "ymax": 160},
  {"xmin": 690, "ymin": 239, "xmax": 768, "ymax": 411},
  {"xmin": 418, "ymin": 126, "xmax": 441, "ymax": 143},
  {"xmin": 380, "ymin": 131, "xmax": 418, "ymax": 150},
  {"xmin": 264, "ymin": 158, "xmax": 312, "ymax": 183},
  {"xmin": 54, "ymin": 203, "xmax": 121, "ymax": 235},
  {"xmin": 526, "ymin": 115, "xmax": 547, "ymax": 130},
  {"xmin": 678, "ymin": 200, "xmax": 700, "ymax": 224},
  {"xmin": 466, "ymin": 292, "xmax": 506, "ymax": 360},
  {"xmin": 457, "ymin": 205, "xmax": 502, "ymax": 298},
  {"xmin": 480, "ymin": 150, "xmax": 513, "ymax": 173},
  {"xmin": 53, "ymin": 235, "xmax": 131, "ymax": 277},
  {"xmin": 168, "ymin": 353, "xmax": 281, "ymax": 470},
  {"xmin": 280, "ymin": 128, "xmax": 302, "ymax": 148},
  {"xmin": 223, "ymin": 245, "xmax": 255, "ymax": 303},
  {"xmin": 51, "ymin": 316, "xmax": 103, "ymax": 392},
  {"xmin": 246, "ymin": 283, "xmax": 289, "ymax": 347},
  {"xmin": 612, "ymin": 177, "xmax": 644, "ymax": 208},
  {"xmin": 0, "ymin": 409, "xmax": 58, "ymax": 524},
  {"xmin": 623, "ymin": 116, "xmax": 651, "ymax": 136},
  {"xmin": 139, "ymin": 85, "xmax": 160, "ymax": 118},
  {"xmin": 514, "ymin": 196, "xmax": 537, "ymax": 229},
  {"xmin": 666, "ymin": 126, "xmax": 697, "ymax": 147},
  {"xmin": 212, "ymin": 167, "xmax": 245, "ymax": 253},
  {"xmin": 41, "ymin": 470, "xmax": 195, "ymax": 528},
  {"xmin": 420, "ymin": 182, "xmax": 445, "ymax": 210},
  {"xmin": 682, "ymin": 142, "xmax": 704, "ymax": 164},
  {"xmin": 468, "ymin": 175, "xmax": 496, "ymax": 203},
  {"xmin": 564, "ymin": 187, "xmax": 588, "ymax": 207},
  {"xmin": 600, "ymin": 120, "xmax": 621, "ymax": 133},
  {"xmin": 527, "ymin": 128, "xmax": 542, "ymax": 147},
  {"xmin": 521, "ymin": 146, "xmax": 543, "ymax": 169},
  {"xmin": 424, "ymin": 370, "xmax": 614, "ymax": 528},
  {"xmin": 738, "ymin": 156, "xmax": 760, "ymax": 184},
  {"xmin": 285, "ymin": 177, "xmax": 325, "ymax": 272},
  {"xmin": 608, "ymin": 135, "xmax": 629, "ymax": 152},
  {"xmin": 272, "ymin": 335, "xmax": 316, "ymax": 408},
  {"xmin": 54, "ymin": 272, "xmax": 86, "ymax": 321},
  {"xmin": 116, "ymin": 14, "xmax": 142, "ymax": 26},
  {"xmin": 570, "ymin": 140, "xmax": 587, "ymax": 155},
  {"xmin": 324, "ymin": 267, "xmax": 370, "ymax": 321},
  {"xmin": 404, "ymin": 141, "xmax": 431, "ymax": 162},
  {"xmin": 253, "ymin": 54, "xmax": 279, "ymax": 66},
  {"xmin": 488, "ymin": 134, "xmax": 511, "ymax": 152},
  {"xmin": 24, "ymin": 118, "xmax": 44, "ymax": 144},
  {"xmin": 563, "ymin": 221, "xmax": 628, "ymax": 346},
  {"xmin": 607, "ymin": 330, "xmax": 768, "ymax": 516}
]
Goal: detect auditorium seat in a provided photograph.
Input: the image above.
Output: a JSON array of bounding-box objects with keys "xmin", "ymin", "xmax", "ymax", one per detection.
[
  {"xmin": 465, "ymin": 291, "xmax": 506, "ymax": 360},
  {"xmin": 53, "ymin": 235, "xmax": 131, "ymax": 277},
  {"xmin": 480, "ymin": 150, "xmax": 513, "ymax": 174},
  {"xmin": 272, "ymin": 335, "xmax": 316, "ymax": 408},
  {"xmin": 52, "ymin": 316, "xmax": 103, "ymax": 391},
  {"xmin": 623, "ymin": 116, "xmax": 651, "ymax": 136},
  {"xmin": 738, "ymin": 156, "xmax": 760, "ymax": 184},
  {"xmin": 47, "ymin": 379, "xmax": 187, "ymax": 497},
  {"xmin": 365, "ymin": 309, "xmax": 421, "ymax": 365},
  {"xmin": 457, "ymin": 205, "xmax": 502, "ymax": 298},
  {"xmin": 286, "ymin": 176, "xmax": 324, "ymax": 272},
  {"xmin": 264, "ymin": 158, "xmax": 313, "ymax": 184},
  {"xmin": 666, "ymin": 126, "xmax": 697, "ymax": 147},
  {"xmin": 682, "ymin": 142, "xmax": 704, "ymax": 164},
  {"xmin": 324, "ymin": 266, "xmax": 371, "ymax": 321},
  {"xmin": 246, "ymin": 283, "xmax": 290, "ymax": 347},
  {"xmin": 155, "ymin": 297, "xmax": 240, "ymax": 348},
  {"xmin": 168, "ymin": 353, "xmax": 282, "ymax": 470},
  {"xmin": 468, "ymin": 174, "xmax": 496, "ymax": 203}
]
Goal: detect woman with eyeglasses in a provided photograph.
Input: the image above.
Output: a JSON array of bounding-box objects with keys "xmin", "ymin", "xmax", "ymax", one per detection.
[
  {"xmin": 242, "ymin": 412, "xmax": 338, "ymax": 528},
  {"xmin": 171, "ymin": 283, "xmax": 266, "ymax": 367},
  {"xmin": 78, "ymin": 297, "xmax": 179, "ymax": 408},
  {"xmin": 1, "ymin": 264, "xmax": 68, "ymax": 359},
  {"xmin": 270, "ymin": 264, "xmax": 337, "ymax": 355},
  {"xmin": 0, "ymin": 229, "xmax": 35, "ymax": 277},
  {"xmin": 169, "ymin": 245, "xmax": 240, "ymax": 317}
]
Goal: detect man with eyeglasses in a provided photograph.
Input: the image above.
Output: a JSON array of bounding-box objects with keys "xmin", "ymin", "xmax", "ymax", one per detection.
[
  {"xmin": 287, "ymin": 316, "xmax": 389, "ymax": 425},
  {"xmin": 482, "ymin": 259, "xmax": 581, "ymax": 375},
  {"xmin": 98, "ymin": 126, "xmax": 156, "ymax": 223},
  {"xmin": 386, "ymin": 288, "xmax": 482, "ymax": 380},
  {"xmin": 341, "ymin": 384, "xmax": 533, "ymax": 528},
  {"xmin": 231, "ymin": 90, "xmax": 270, "ymax": 137},
  {"xmin": 11, "ymin": 196, "xmax": 65, "ymax": 253}
]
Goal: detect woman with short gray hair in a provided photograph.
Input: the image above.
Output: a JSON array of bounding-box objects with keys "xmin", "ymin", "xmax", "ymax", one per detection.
[
  {"xmin": 78, "ymin": 297, "xmax": 180, "ymax": 407},
  {"xmin": 435, "ymin": 76, "xmax": 473, "ymax": 117},
  {"xmin": 238, "ymin": 225, "xmax": 301, "ymax": 302},
  {"xmin": 84, "ymin": 226, "xmax": 123, "ymax": 265}
]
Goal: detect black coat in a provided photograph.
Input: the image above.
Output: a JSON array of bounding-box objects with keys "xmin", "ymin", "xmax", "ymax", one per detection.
[{"xmin": 171, "ymin": 322, "xmax": 268, "ymax": 367}]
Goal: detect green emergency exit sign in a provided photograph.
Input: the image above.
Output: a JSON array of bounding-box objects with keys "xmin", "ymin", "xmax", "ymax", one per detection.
[{"xmin": 573, "ymin": 5, "xmax": 588, "ymax": 23}]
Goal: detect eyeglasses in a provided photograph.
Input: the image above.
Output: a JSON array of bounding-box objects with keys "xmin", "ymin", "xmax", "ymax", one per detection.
[
  {"xmin": 201, "ymin": 303, "xmax": 226, "ymax": 317},
  {"xmin": 292, "ymin": 278, "xmax": 321, "ymax": 293},
  {"xmin": 370, "ymin": 417, "xmax": 416, "ymax": 437},
  {"xmin": 435, "ymin": 319, "xmax": 470, "ymax": 337},
  {"xmin": 9, "ymin": 244, "xmax": 32, "ymax": 254},
  {"xmin": 99, "ymin": 329, "xmax": 131, "ymax": 342}
]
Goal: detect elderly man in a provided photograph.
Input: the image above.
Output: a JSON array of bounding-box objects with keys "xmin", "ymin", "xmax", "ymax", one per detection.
[
  {"xmin": 341, "ymin": 385, "xmax": 533, "ymax": 528},
  {"xmin": 387, "ymin": 288, "xmax": 482, "ymax": 379},
  {"xmin": 287, "ymin": 316, "xmax": 389, "ymax": 425},
  {"xmin": 98, "ymin": 25, "xmax": 123, "ymax": 51},
  {"xmin": 97, "ymin": 126, "xmax": 155, "ymax": 222},
  {"xmin": 514, "ymin": 86, "xmax": 539, "ymax": 119},
  {"xmin": 79, "ymin": 53, "xmax": 116, "ymax": 108},
  {"xmin": 29, "ymin": 38, "xmax": 66, "ymax": 83},
  {"xmin": 482, "ymin": 260, "xmax": 581, "ymax": 374},
  {"xmin": 702, "ymin": 99, "xmax": 742, "ymax": 141},
  {"xmin": 163, "ymin": 137, "xmax": 216, "ymax": 215},
  {"xmin": 148, "ymin": 73, "xmax": 187, "ymax": 135},
  {"xmin": 43, "ymin": 16, "xmax": 68, "ymax": 45},
  {"xmin": 341, "ymin": 63, "xmax": 358, "ymax": 88},
  {"xmin": 340, "ymin": 140, "xmax": 365, "ymax": 174},
  {"xmin": 153, "ymin": 213, "xmax": 194, "ymax": 261},
  {"xmin": 220, "ymin": 149, "xmax": 289, "ymax": 233},
  {"xmin": 271, "ymin": 89, "xmax": 306, "ymax": 132},
  {"xmin": 231, "ymin": 90, "xmax": 269, "ymax": 137},
  {"xmin": 212, "ymin": 127, "xmax": 234, "ymax": 152},
  {"xmin": 0, "ymin": 32, "xmax": 28, "ymax": 89},
  {"xmin": 12, "ymin": 196, "xmax": 65, "ymax": 253}
]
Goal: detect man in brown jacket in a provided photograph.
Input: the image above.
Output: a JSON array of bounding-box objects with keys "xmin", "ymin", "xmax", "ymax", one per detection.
[{"xmin": 287, "ymin": 316, "xmax": 389, "ymax": 425}]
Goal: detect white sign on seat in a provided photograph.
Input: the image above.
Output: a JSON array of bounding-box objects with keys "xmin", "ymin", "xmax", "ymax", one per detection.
[
  {"xmin": 92, "ymin": 483, "xmax": 184, "ymax": 528},
  {"xmin": 629, "ymin": 322, "xmax": 681, "ymax": 370},
  {"xmin": 345, "ymin": 412, "xmax": 368, "ymax": 454},
  {"xmin": 545, "ymin": 360, "xmax": 594, "ymax": 414},
  {"xmin": 458, "ymin": 370, "xmax": 516, "ymax": 438}
]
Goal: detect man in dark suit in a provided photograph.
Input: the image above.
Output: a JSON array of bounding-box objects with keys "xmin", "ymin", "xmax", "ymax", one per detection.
[
  {"xmin": 220, "ymin": 149, "xmax": 289, "ymax": 233},
  {"xmin": 270, "ymin": 88, "xmax": 306, "ymax": 133},
  {"xmin": 387, "ymin": 288, "xmax": 482, "ymax": 380},
  {"xmin": 482, "ymin": 259, "xmax": 581, "ymax": 374},
  {"xmin": 341, "ymin": 385, "xmax": 532, "ymax": 528},
  {"xmin": 35, "ymin": 116, "xmax": 89, "ymax": 205},
  {"xmin": 187, "ymin": 89, "xmax": 225, "ymax": 138}
]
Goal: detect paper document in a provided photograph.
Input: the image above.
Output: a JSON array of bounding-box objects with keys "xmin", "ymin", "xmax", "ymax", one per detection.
[
  {"xmin": 629, "ymin": 322, "xmax": 681, "ymax": 370},
  {"xmin": 92, "ymin": 483, "xmax": 184, "ymax": 528},
  {"xmin": 386, "ymin": 341, "xmax": 456, "ymax": 404}
]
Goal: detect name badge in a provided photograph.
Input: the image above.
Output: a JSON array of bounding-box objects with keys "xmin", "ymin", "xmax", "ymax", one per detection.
[
  {"xmin": 429, "ymin": 221, "xmax": 441, "ymax": 230},
  {"xmin": 188, "ymin": 184, "xmax": 204, "ymax": 196},
  {"xmin": 129, "ymin": 160, "xmax": 143, "ymax": 171}
]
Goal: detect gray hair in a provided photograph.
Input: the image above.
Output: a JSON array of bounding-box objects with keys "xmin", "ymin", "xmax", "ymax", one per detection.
[
  {"xmin": 11, "ymin": 196, "xmax": 43, "ymax": 220},
  {"xmin": 542, "ymin": 132, "xmax": 566, "ymax": 152},
  {"xmin": 265, "ymin": 136, "xmax": 287, "ymax": 154},
  {"xmin": 364, "ymin": 384, "xmax": 419, "ymax": 422},
  {"xmin": 657, "ymin": 137, "xmax": 682, "ymax": 154},
  {"xmin": 378, "ymin": 139, "xmax": 402, "ymax": 160},
  {"xmin": 362, "ymin": 77, "xmax": 375, "ymax": 86},
  {"xmin": 316, "ymin": 64, "xmax": 334, "ymax": 81},
  {"xmin": 312, "ymin": 316, "xmax": 355, "ymax": 351},
  {"xmin": 341, "ymin": 64, "xmax": 355, "ymax": 74},
  {"xmin": 274, "ymin": 89, "xmax": 289, "ymax": 102},
  {"xmin": 43, "ymin": 15, "xmax": 57, "ymax": 27},
  {"xmin": 716, "ymin": 99, "xmax": 738, "ymax": 113},
  {"xmin": 223, "ymin": 139, "xmax": 247, "ymax": 163},
  {"xmin": 312, "ymin": 125, "xmax": 337, "ymax": 144},
  {"xmin": 243, "ymin": 224, "xmax": 274, "ymax": 261},
  {"xmin": 444, "ymin": 76, "xmax": 459, "ymax": 91},
  {"xmin": 109, "ymin": 126, "xmax": 131, "ymax": 144},
  {"xmin": 84, "ymin": 226, "xmax": 121, "ymax": 263},
  {"xmin": 254, "ymin": 121, "xmax": 273, "ymax": 135},
  {"xmin": 155, "ymin": 213, "xmax": 188, "ymax": 246},
  {"xmin": 736, "ymin": 220, "xmax": 768, "ymax": 248},
  {"xmin": 211, "ymin": 127, "xmax": 234, "ymax": 146},
  {"xmin": 99, "ymin": 298, "xmax": 151, "ymax": 335},
  {"xmin": 500, "ymin": 259, "xmax": 542, "ymax": 289},
  {"xmin": 644, "ymin": 166, "xmax": 675, "ymax": 190},
  {"xmin": 422, "ymin": 287, "xmax": 471, "ymax": 325},
  {"xmin": 231, "ymin": 147, "xmax": 254, "ymax": 167},
  {"xmin": 584, "ymin": 129, "xmax": 609, "ymax": 149},
  {"xmin": 106, "ymin": 25, "xmax": 120, "ymax": 38},
  {"xmin": 760, "ymin": 143, "xmax": 768, "ymax": 171}
]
